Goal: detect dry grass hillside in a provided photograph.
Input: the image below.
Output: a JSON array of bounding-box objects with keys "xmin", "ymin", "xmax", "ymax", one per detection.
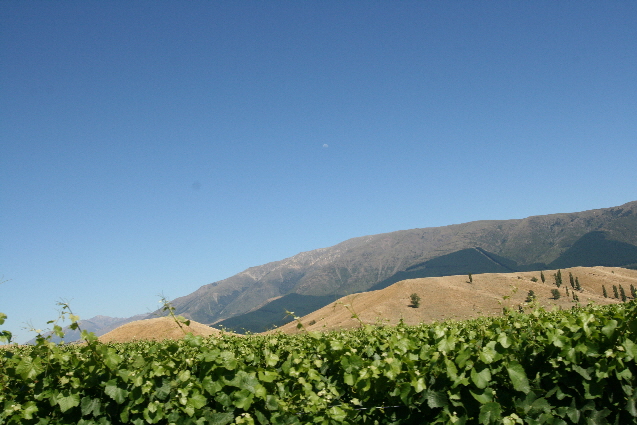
[
  {"xmin": 95, "ymin": 267, "xmax": 637, "ymax": 341},
  {"xmin": 98, "ymin": 317, "xmax": 227, "ymax": 343},
  {"xmin": 271, "ymin": 267, "xmax": 637, "ymax": 334}
]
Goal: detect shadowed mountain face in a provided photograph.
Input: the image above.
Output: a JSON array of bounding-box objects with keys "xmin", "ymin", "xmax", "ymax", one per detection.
[
  {"xmin": 214, "ymin": 294, "xmax": 340, "ymax": 334},
  {"xmin": 161, "ymin": 201, "xmax": 637, "ymax": 331},
  {"xmin": 368, "ymin": 248, "xmax": 520, "ymax": 291},
  {"xmin": 549, "ymin": 231, "xmax": 637, "ymax": 269}
]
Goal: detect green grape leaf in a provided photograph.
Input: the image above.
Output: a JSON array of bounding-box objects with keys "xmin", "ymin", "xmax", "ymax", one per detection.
[
  {"xmin": 426, "ymin": 390, "xmax": 448, "ymax": 408},
  {"xmin": 479, "ymin": 402, "xmax": 502, "ymax": 424},
  {"xmin": 507, "ymin": 362, "xmax": 530, "ymax": 394},
  {"xmin": 57, "ymin": 392, "xmax": 80, "ymax": 413},
  {"xmin": 471, "ymin": 367, "xmax": 492, "ymax": 389},
  {"xmin": 16, "ymin": 357, "xmax": 44, "ymax": 380},
  {"xmin": 209, "ymin": 412, "xmax": 234, "ymax": 425},
  {"xmin": 105, "ymin": 381, "xmax": 129, "ymax": 404},
  {"xmin": 80, "ymin": 396, "xmax": 102, "ymax": 416},
  {"xmin": 187, "ymin": 391, "xmax": 208, "ymax": 410}
]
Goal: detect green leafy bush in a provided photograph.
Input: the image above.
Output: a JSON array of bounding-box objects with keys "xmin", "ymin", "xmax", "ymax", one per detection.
[{"xmin": 551, "ymin": 288, "xmax": 561, "ymax": 300}]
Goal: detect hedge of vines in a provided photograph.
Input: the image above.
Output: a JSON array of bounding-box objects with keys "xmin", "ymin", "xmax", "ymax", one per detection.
[{"xmin": 1, "ymin": 301, "xmax": 637, "ymax": 424}]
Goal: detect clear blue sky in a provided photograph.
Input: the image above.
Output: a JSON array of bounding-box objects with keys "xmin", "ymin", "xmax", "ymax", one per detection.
[{"xmin": 2, "ymin": 1, "xmax": 636, "ymax": 343}]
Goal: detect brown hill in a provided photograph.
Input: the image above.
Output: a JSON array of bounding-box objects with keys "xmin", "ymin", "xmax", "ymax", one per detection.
[
  {"xmin": 98, "ymin": 317, "xmax": 226, "ymax": 343},
  {"xmin": 271, "ymin": 267, "xmax": 637, "ymax": 334}
]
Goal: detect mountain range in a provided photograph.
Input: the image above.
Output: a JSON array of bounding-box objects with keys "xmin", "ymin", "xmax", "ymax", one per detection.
[
  {"xmin": 37, "ymin": 200, "xmax": 637, "ymax": 341},
  {"xmin": 163, "ymin": 200, "xmax": 637, "ymax": 333}
]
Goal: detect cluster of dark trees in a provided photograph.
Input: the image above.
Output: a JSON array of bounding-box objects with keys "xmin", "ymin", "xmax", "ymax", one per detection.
[{"xmin": 602, "ymin": 283, "xmax": 636, "ymax": 302}]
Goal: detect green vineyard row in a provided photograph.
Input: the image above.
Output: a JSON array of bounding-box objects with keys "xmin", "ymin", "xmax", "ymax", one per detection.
[{"xmin": 2, "ymin": 301, "xmax": 637, "ymax": 424}]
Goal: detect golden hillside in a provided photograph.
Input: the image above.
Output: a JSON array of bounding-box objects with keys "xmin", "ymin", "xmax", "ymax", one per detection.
[
  {"xmin": 98, "ymin": 317, "xmax": 227, "ymax": 343},
  {"xmin": 271, "ymin": 266, "xmax": 637, "ymax": 334}
]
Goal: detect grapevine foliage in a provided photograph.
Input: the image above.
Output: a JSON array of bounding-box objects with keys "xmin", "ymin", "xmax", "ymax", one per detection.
[{"xmin": 1, "ymin": 302, "xmax": 637, "ymax": 424}]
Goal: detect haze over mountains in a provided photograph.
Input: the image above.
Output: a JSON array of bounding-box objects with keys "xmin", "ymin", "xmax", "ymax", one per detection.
[
  {"xmin": 57, "ymin": 200, "xmax": 637, "ymax": 339},
  {"xmin": 27, "ymin": 314, "xmax": 148, "ymax": 345}
]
